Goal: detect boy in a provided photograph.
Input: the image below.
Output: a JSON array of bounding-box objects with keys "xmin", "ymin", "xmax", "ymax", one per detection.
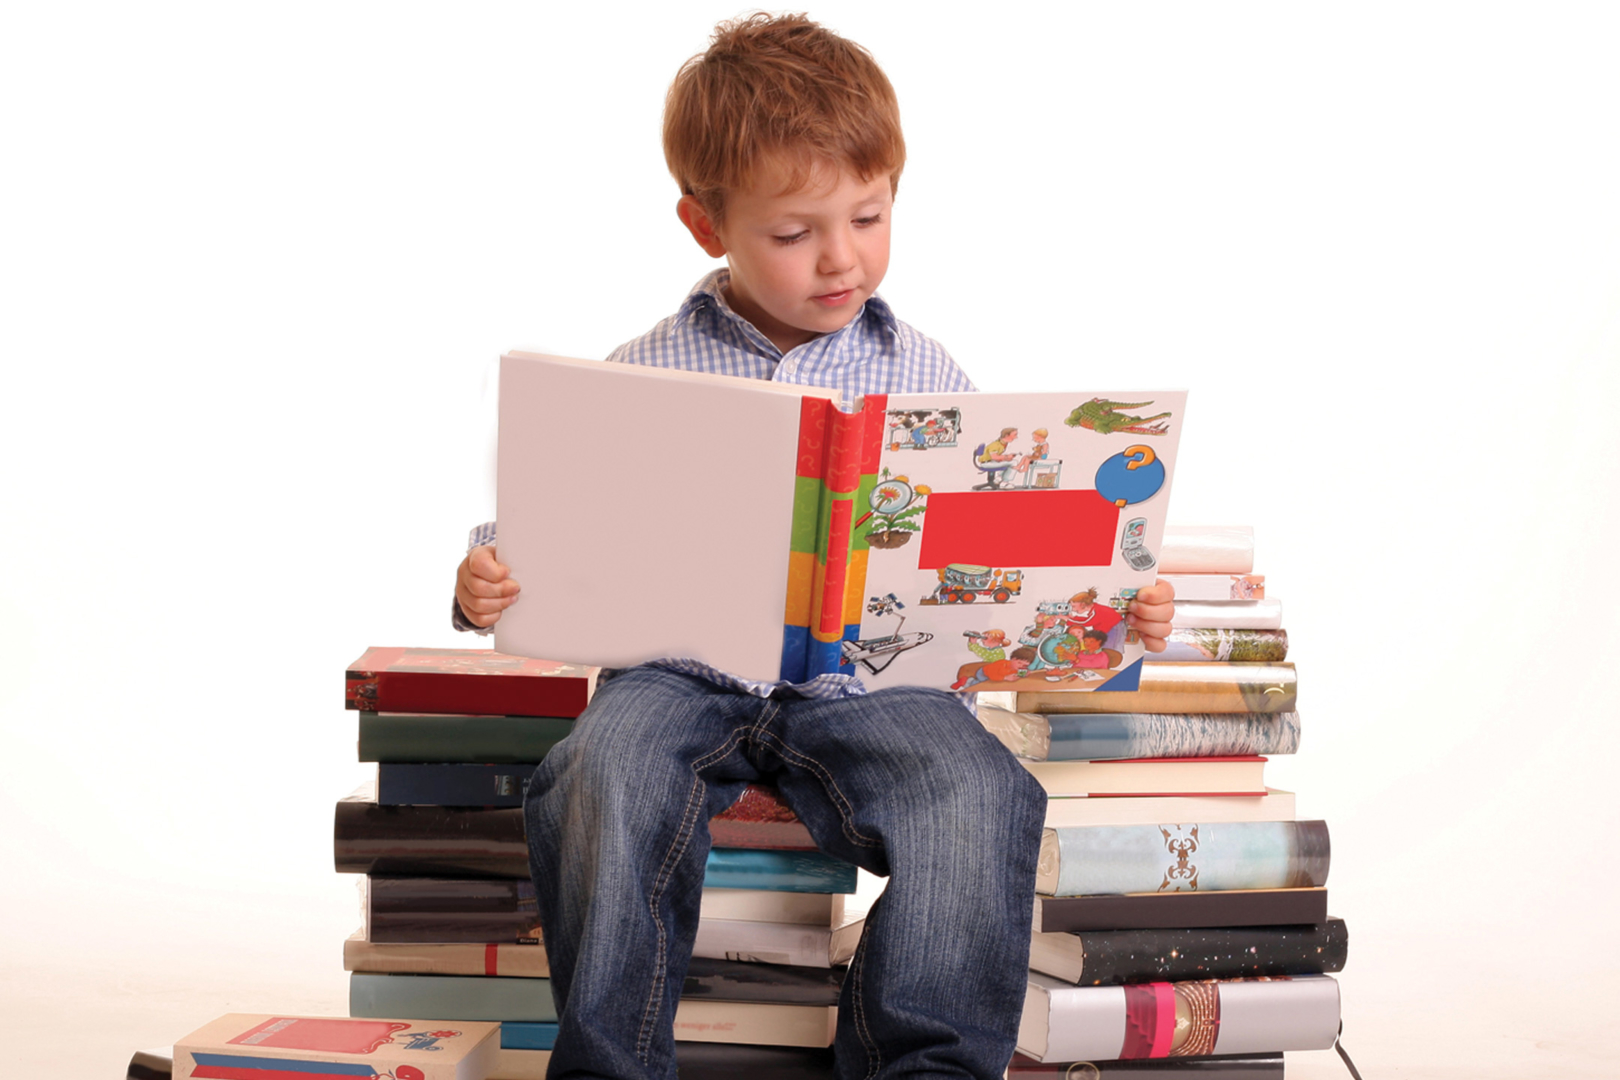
[{"xmin": 453, "ymin": 15, "xmax": 1176, "ymax": 1079}]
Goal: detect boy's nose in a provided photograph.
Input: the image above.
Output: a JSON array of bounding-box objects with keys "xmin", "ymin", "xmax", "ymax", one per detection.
[{"xmin": 817, "ymin": 230, "xmax": 857, "ymax": 274}]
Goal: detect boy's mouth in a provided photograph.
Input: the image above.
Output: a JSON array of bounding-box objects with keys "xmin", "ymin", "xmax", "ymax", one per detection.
[{"xmin": 812, "ymin": 289, "xmax": 855, "ymax": 306}]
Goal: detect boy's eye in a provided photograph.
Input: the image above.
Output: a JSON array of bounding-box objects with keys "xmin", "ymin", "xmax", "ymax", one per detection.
[
  {"xmin": 773, "ymin": 230, "xmax": 809, "ymax": 245},
  {"xmin": 855, "ymin": 214, "xmax": 884, "ymax": 227}
]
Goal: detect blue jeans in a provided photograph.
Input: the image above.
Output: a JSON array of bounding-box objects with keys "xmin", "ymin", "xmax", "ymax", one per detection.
[{"xmin": 523, "ymin": 665, "xmax": 1047, "ymax": 1080}]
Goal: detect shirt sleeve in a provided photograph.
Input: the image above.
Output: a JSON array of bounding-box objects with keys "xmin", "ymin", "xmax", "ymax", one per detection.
[{"xmin": 451, "ymin": 521, "xmax": 499, "ymax": 635}]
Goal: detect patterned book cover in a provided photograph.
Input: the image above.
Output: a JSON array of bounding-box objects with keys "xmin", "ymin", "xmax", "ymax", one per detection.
[
  {"xmin": 1019, "ymin": 973, "xmax": 1340, "ymax": 1062},
  {"xmin": 1016, "ymin": 663, "xmax": 1296, "ymax": 715},
  {"xmin": 359, "ymin": 712, "xmax": 573, "ymax": 764},
  {"xmin": 1157, "ymin": 628, "xmax": 1288, "ymax": 663},
  {"xmin": 345, "ymin": 647, "xmax": 596, "ymax": 717},
  {"xmin": 174, "ymin": 1014, "xmax": 499, "ymax": 1080},
  {"xmin": 980, "ymin": 705, "xmax": 1300, "ymax": 761},
  {"xmin": 1031, "ymin": 917, "xmax": 1349, "ymax": 986},
  {"xmin": 709, "ymin": 783, "xmax": 816, "ymax": 851},
  {"xmin": 1033, "ymin": 888, "xmax": 1329, "ymax": 934},
  {"xmin": 1007, "ymin": 1054, "xmax": 1283, "ymax": 1078},
  {"xmin": 1037, "ymin": 821, "xmax": 1330, "ymax": 896}
]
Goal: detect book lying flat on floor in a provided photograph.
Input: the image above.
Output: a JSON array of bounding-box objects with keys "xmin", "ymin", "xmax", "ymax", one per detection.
[
  {"xmin": 1033, "ymin": 888, "xmax": 1330, "ymax": 933},
  {"xmin": 1037, "ymin": 821, "xmax": 1330, "ymax": 896},
  {"xmin": 346, "ymin": 647, "xmax": 596, "ymax": 717},
  {"xmin": 1018, "ymin": 973, "xmax": 1340, "ymax": 1062},
  {"xmin": 1029, "ymin": 917, "xmax": 1349, "ymax": 985},
  {"xmin": 173, "ymin": 1014, "xmax": 500, "ymax": 1080},
  {"xmin": 496, "ymin": 352, "xmax": 1187, "ymax": 693}
]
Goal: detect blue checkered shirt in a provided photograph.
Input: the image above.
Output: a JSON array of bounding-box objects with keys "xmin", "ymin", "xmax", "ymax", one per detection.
[{"xmin": 455, "ymin": 269, "xmax": 977, "ymax": 703}]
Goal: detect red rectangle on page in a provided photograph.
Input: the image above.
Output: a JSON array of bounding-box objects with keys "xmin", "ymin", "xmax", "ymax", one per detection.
[{"xmin": 916, "ymin": 490, "xmax": 1119, "ymax": 569}]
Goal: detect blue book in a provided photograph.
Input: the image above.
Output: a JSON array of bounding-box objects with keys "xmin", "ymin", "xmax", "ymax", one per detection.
[
  {"xmin": 501, "ymin": 1022, "xmax": 560, "ymax": 1051},
  {"xmin": 377, "ymin": 763, "xmax": 539, "ymax": 806},
  {"xmin": 704, "ymin": 847, "xmax": 857, "ymax": 894},
  {"xmin": 350, "ymin": 972, "xmax": 557, "ymax": 1022},
  {"xmin": 1037, "ymin": 820, "xmax": 1330, "ymax": 897}
]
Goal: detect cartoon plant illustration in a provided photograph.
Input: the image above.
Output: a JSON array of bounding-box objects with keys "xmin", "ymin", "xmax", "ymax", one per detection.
[{"xmin": 861, "ymin": 476, "xmax": 931, "ymax": 549}]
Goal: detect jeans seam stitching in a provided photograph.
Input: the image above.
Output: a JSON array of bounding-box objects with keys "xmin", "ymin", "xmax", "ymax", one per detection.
[
  {"xmin": 755, "ymin": 730, "xmax": 883, "ymax": 848},
  {"xmin": 633, "ymin": 726, "xmax": 751, "ymax": 1062},
  {"xmin": 848, "ymin": 903, "xmax": 881, "ymax": 1078}
]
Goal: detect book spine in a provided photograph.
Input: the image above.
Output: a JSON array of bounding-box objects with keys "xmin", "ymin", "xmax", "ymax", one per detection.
[
  {"xmin": 346, "ymin": 666, "xmax": 591, "ymax": 717},
  {"xmin": 1034, "ymin": 974, "xmax": 1340, "ymax": 1061},
  {"xmin": 782, "ymin": 397, "xmax": 833, "ymax": 683},
  {"xmin": 376, "ymin": 762, "xmax": 539, "ymax": 806},
  {"xmin": 1158, "ymin": 574, "xmax": 1266, "ymax": 600},
  {"xmin": 1008, "ymin": 1054, "xmax": 1284, "ymax": 1078},
  {"xmin": 500, "ymin": 1022, "xmax": 559, "ymax": 1051},
  {"xmin": 345, "ymin": 937, "xmax": 550, "ymax": 978},
  {"xmin": 1169, "ymin": 600, "xmax": 1283, "ymax": 631},
  {"xmin": 692, "ymin": 917, "xmax": 861, "ymax": 968},
  {"xmin": 359, "ymin": 713, "xmax": 573, "ymax": 764},
  {"xmin": 1017, "ymin": 663, "xmax": 1297, "ymax": 715},
  {"xmin": 1037, "ymin": 712, "xmax": 1300, "ymax": 761},
  {"xmin": 1158, "ymin": 527, "xmax": 1255, "ymax": 574},
  {"xmin": 1041, "ymin": 821, "xmax": 1330, "ymax": 897},
  {"xmin": 683, "ymin": 957, "xmax": 844, "ymax": 1006},
  {"xmin": 671, "ymin": 1000, "xmax": 836, "ymax": 1048},
  {"xmin": 674, "ymin": 1043, "xmax": 836, "ymax": 1078},
  {"xmin": 703, "ymin": 848, "xmax": 858, "ymax": 894},
  {"xmin": 803, "ymin": 396, "xmax": 881, "ymax": 678},
  {"xmin": 349, "ymin": 972, "xmax": 557, "ymax": 1023},
  {"xmin": 1034, "ymin": 888, "xmax": 1329, "ymax": 934},
  {"xmin": 1157, "ymin": 628, "xmax": 1289, "ymax": 663},
  {"xmin": 368, "ymin": 877, "xmax": 539, "ymax": 944},
  {"xmin": 1039, "ymin": 917, "xmax": 1348, "ymax": 985}
]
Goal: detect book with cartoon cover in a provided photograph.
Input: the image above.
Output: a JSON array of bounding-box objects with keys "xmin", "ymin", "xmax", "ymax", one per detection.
[{"xmin": 495, "ymin": 352, "xmax": 1186, "ymax": 694}]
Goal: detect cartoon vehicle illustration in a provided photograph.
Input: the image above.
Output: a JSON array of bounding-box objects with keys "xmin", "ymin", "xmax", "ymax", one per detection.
[
  {"xmin": 923, "ymin": 564, "xmax": 1023, "ymax": 605},
  {"xmin": 841, "ymin": 592, "xmax": 934, "ymax": 675}
]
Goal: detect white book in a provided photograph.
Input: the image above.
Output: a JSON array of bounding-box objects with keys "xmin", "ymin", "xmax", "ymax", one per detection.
[
  {"xmin": 1044, "ymin": 788, "xmax": 1295, "ymax": 828},
  {"xmin": 673, "ymin": 1000, "xmax": 837, "ymax": 1048},
  {"xmin": 1170, "ymin": 599, "xmax": 1283, "ymax": 630},
  {"xmin": 700, "ymin": 887, "xmax": 845, "ymax": 926},
  {"xmin": 1159, "ymin": 525, "xmax": 1254, "ymax": 574},
  {"xmin": 691, "ymin": 913, "xmax": 865, "ymax": 967}
]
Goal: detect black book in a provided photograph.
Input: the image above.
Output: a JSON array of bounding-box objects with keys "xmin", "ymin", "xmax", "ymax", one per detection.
[
  {"xmin": 1033, "ymin": 887, "xmax": 1328, "ymax": 933},
  {"xmin": 1031, "ymin": 917, "xmax": 1348, "ymax": 985},
  {"xmin": 683, "ymin": 957, "xmax": 844, "ymax": 1006}
]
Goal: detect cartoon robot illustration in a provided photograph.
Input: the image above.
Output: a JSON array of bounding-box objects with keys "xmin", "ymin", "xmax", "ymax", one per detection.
[
  {"xmin": 921, "ymin": 564, "xmax": 1023, "ymax": 605},
  {"xmin": 840, "ymin": 592, "xmax": 934, "ymax": 675}
]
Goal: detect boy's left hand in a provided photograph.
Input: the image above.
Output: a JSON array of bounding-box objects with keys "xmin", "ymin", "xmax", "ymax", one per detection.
[{"xmin": 1127, "ymin": 579, "xmax": 1176, "ymax": 653}]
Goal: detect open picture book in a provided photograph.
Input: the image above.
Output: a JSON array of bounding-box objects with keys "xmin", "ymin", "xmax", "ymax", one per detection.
[{"xmin": 494, "ymin": 352, "xmax": 1185, "ymax": 694}]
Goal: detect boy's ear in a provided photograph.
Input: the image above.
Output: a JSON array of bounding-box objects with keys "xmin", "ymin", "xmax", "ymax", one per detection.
[{"xmin": 677, "ymin": 195, "xmax": 728, "ymax": 258}]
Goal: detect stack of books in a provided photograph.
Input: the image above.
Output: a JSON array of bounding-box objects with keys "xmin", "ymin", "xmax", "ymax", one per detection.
[
  {"xmin": 337, "ymin": 646, "xmax": 860, "ymax": 1079},
  {"xmin": 981, "ymin": 526, "xmax": 1350, "ymax": 1075}
]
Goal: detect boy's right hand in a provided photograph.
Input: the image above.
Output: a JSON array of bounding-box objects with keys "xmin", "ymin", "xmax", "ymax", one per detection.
[{"xmin": 456, "ymin": 546, "xmax": 521, "ymax": 628}]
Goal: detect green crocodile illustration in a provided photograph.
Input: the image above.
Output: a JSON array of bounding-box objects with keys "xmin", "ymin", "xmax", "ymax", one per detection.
[{"xmin": 1064, "ymin": 397, "xmax": 1172, "ymax": 436}]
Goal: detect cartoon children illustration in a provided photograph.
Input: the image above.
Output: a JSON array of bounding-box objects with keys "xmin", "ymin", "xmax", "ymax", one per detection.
[
  {"xmin": 979, "ymin": 427, "xmax": 1018, "ymax": 464},
  {"xmin": 1064, "ymin": 587, "xmax": 1126, "ymax": 651},
  {"xmin": 1015, "ymin": 428, "xmax": 1050, "ymax": 474},
  {"xmin": 952, "ymin": 629, "xmax": 1032, "ymax": 690}
]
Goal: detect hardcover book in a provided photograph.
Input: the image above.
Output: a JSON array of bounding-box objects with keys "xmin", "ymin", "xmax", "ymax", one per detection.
[
  {"xmin": 1032, "ymin": 888, "xmax": 1330, "ymax": 934},
  {"xmin": 350, "ymin": 973, "xmax": 556, "ymax": 1023},
  {"xmin": 1158, "ymin": 526, "xmax": 1254, "ymax": 574},
  {"xmin": 173, "ymin": 1014, "xmax": 500, "ymax": 1080},
  {"xmin": 1156, "ymin": 574, "xmax": 1264, "ymax": 600},
  {"xmin": 1030, "ymin": 917, "xmax": 1349, "ymax": 986},
  {"xmin": 1017, "ymin": 973, "xmax": 1340, "ymax": 1062},
  {"xmin": 1169, "ymin": 601, "xmax": 1283, "ymax": 631},
  {"xmin": 495, "ymin": 352, "xmax": 1186, "ymax": 693},
  {"xmin": 334, "ymin": 788, "xmax": 848, "ymax": 880},
  {"xmin": 1037, "ymin": 821, "xmax": 1330, "ymax": 897},
  {"xmin": 1016, "ymin": 663, "xmax": 1297, "ymax": 716},
  {"xmin": 978, "ymin": 705, "xmax": 1300, "ymax": 761},
  {"xmin": 708, "ymin": 783, "xmax": 817, "ymax": 850},
  {"xmin": 1022, "ymin": 756, "xmax": 1269, "ymax": 798},
  {"xmin": 682, "ymin": 957, "xmax": 844, "ymax": 1006},
  {"xmin": 377, "ymin": 763, "xmax": 539, "ymax": 807},
  {"xmin": 359, "ymin": 713, "xmax": 573, "ymax": 764},
  {"xmin": 1043, "ymin": 790, "xmax": 1296, "ymax": 829},
  {"xmin": 346, "ymin": 647, "xmax": 596, "ymax": 717},
  {"xmin": 671, "ymin": 1000, "xmax": 837, "ymax": 1048},
  {"xmin": 1007, "ymin": 1054, "xmax": 1283, "ymax": 1078},
  {"xmin": 345, "ymin": 931, "xmax": 550, "ymax": 978},
  {"xmin": 693, "ymin": 912, "xmax": 866, "ymax": 967},
  {"xmin": 1156, "ymin": 628, "xmax": 1288, "ymax": 663}
]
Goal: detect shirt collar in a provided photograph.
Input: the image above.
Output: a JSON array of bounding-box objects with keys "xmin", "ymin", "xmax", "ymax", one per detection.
[{"xmin": 673, "ymin": 268, "xmax": 901, "ymax": 354}]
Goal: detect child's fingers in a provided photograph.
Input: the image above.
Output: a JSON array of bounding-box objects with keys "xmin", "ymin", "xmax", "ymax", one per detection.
[
  {"xmin": 1134, "ymin": 580, "xmax": 1175, "ymax": 605},
  {"xmin": 462, "ymin": 572, "xmax": 521, "ymax": 600},
  {"xmin": 469, "ymin": 545, "xmax": 511, "ymax": 582},
  {"xmin": 1128, "ymin": 599, "xmax": 1174, "ymax": 623},
  {"xmin": 1128, "ymin": 615, "xmax": 1174, "ymax": 645}
]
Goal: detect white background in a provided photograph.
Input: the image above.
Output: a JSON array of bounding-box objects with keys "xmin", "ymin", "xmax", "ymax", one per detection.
[{"xmin": 3, "ymin": 3, "xmax": 1617, "ymax": 1077}]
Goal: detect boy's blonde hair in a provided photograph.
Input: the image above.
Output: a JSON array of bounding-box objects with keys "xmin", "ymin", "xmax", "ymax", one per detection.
[{"xmin": 664, "ymin": 12, "xmax": 905, "ymax": 220}]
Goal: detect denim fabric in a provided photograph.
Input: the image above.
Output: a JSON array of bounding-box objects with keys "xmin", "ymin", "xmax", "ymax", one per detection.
[{"xmin": 524, "ymin": 665, "xmax": 1047, "ymax": 1080}]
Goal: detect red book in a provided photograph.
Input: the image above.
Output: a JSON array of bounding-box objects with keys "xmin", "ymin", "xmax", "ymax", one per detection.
[
  {"xmin": 346, "ymin": 647, "xmax": 597, "ymax": 718},
  {"xmin": 710, "ymin": 783, "xmax": 816, "ymax": 851}
]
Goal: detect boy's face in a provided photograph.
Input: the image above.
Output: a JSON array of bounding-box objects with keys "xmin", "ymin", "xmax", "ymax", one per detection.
[{"xmin": 678, "ymin": 161, "xmax": 893, "ymax": 354}]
